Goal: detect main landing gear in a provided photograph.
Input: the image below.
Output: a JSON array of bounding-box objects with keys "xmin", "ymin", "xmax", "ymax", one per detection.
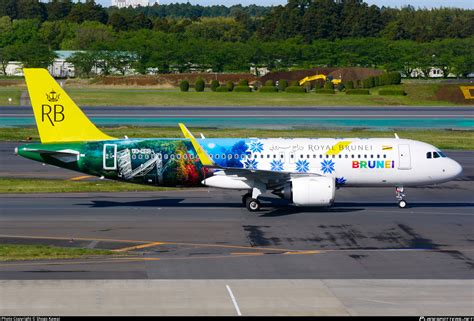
[
  {"xmin": 242, "ymin": 184, "xmax": 265, "ymax": 212},
  {"xmin": 396, "ymin": 186, "xmax": 408, "ymax": 208},
  {"xmin": 242, "ymin": 192, "xmax": 261, "ymax": 212}
]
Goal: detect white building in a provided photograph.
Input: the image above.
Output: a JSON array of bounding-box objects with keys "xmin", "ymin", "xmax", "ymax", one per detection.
[
  {"xmin": 111, "ymin": 0, "xmax": 158, "ymax": 8},
  {"xmin": 409, "ymin": 67, "xmax": 455, "ymax": 78}
]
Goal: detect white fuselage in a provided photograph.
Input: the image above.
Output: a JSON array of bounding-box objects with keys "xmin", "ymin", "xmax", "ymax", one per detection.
[{"xmin": 202, "ymin": 138, "xmax": 463, "ymax": 187}]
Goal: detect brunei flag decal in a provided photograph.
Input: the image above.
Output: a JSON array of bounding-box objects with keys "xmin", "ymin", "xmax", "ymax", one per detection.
[{"xmin": 382, "ymin": 145, "xmax": 393, "ymax": 150}]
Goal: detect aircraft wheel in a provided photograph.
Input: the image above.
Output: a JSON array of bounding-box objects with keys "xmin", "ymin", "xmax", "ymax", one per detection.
[
  {"xmin": 246, "ymin": 198, "xmax": 261, "ymax": 212},
  {"xmin": 242, "ymin": 192, "xmax": 251, "ymax": 206},
  {"xmin": 398, "ymin": 200, "xmax": 408, "ymax": 208}
]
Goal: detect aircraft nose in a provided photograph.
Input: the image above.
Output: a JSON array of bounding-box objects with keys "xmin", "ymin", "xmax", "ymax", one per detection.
[{"xmin": 449, "ymin": 159, "xmax": 463, "ymax": 179}]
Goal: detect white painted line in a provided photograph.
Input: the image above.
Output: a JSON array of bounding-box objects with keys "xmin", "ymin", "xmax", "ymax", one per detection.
[{"xmin": 226, "ymin": 284, "xmax": 242, "ymax": 316}]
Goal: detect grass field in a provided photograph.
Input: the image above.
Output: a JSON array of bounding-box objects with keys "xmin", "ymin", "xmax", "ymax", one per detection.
[
  {"xmin": 0, "ymin": 82, "xmax": 468, "ymax": 106},
  {"xmin": 0, "ymin": 178, "xmax": 175, "ymax": 193},
  {"xmin": 2, "ymin": 126, "xmax": 473, "ymax": 150},
  {"xmin": 0, "ymin": 244, "xmax": 115, "ymax": 261}
]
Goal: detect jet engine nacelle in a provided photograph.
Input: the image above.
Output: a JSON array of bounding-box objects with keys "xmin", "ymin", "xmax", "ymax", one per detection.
[{"xmin": 279, "ymin": 176, "xmax": 336, "ymax": 206}]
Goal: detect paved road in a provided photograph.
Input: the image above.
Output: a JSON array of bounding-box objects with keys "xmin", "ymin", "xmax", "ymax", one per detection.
[
  {"xmin": 0, "ymin": 176, "xmax": 472, "ymax": 279},
  {"xmin": 1, "ymin": 106, "xmax": 473, "ymax": 118},
  {"xmin": 1, "ymin": 143, "xmax": 472, "ymax": 315},
  {"xmin": 1, "ymin": 279, "xmax": 472, "ymax": 316}
]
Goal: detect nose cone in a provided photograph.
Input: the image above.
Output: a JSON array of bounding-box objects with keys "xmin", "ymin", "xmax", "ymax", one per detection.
[{"xmin": 449, "ymin": 159, "xmax": 463, "ymax": 179}]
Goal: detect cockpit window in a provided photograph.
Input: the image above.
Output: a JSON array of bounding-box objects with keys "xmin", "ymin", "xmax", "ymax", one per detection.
[
  {"xmin": 438, "ymin": 151, "xmax": 447, "ymax": 158},
  {"xmin": 426, "ymin": 152, "xmax": 432, "ymax": 159},
  {"xmin": 433, "ymin": 152, "xmax": 440, "ymax": 158}
]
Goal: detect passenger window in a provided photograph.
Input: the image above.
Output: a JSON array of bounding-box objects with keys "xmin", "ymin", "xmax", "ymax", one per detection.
[
  {"xmin": 260, "ymin": 154, "xmax": 264, "ymax": 159},
  {"xmin": 170, "ymin": 155, "xmax": 175, "ymax": 159},
  {"xmin": 164, "ymin": 154, "xmax": 168, "ymax": 160},
  {"xmin": 190, "ymin": 155, "xmax": 195, "ymax": 159},
  {"xmin": 228, "ymin": 154, "xmax": 233, "ymax": 159},
  {"xmin": 339, "ymin": 155, "xmax": 342, "ymax": 158},
  {"xmin": 345, "ymin": 155, "xmax": 348, "ymax": 158},
  {"xmin": 215, "ymin": 154, "xmax": 219, "ymax": 159},
  {"xmin": 377, "ymin": 155, "xmax": 380, "ymax": 159},
  {"xmin": 426, "ymin": 152, "xmax": 432, "ymax": 159},
  {"xmin": 280, "ymin": 154, "xmax": 284, "ymax": 158},
  {"xmin": 267, "ymin": 154, "xmax": 270, "ymax": 158},
  {"xmin": 320, "ymin": 155, "xmax": 323, "ymax": 158},
  {"xmin": 300, "ymin": 154, "xmax": 304, "ymax": 159},
  {"xmin": 222, "ymin": 154, "xmax": 226, "ymax": 159},
  {"xmin": 176, "ymin": 154, "xmax": 181, "ymax": 159},
  {"xmin": 326, "ymin": 155, "xmax": 329, "ymax": 158},
  {"xmin": 273, "ymin": 154, "xmax": 277, "ymax": 159},
  {"xmin": 351, "ymin": 155, "xmax": 354, "ymax": 159},
  {"xmin": 383, "ymin": 155, "xmax": 387, "ymax": 158},
  {"xmin": 291, "ymin": 154, "xmax": 294, "ymax": 159}
]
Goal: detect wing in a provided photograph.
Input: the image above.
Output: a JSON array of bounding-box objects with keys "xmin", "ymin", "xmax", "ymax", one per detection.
[{"xmin": 178, "ymin": 123, "xmax": 320, "ymax": 189}]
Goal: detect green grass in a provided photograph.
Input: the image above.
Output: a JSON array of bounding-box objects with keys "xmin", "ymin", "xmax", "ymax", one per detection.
[
  {"xmin": 0, "ymin": 82, "xmax": 468, "ymax": 106},
  {"xmin": 3, "ymin": 126, "xmax": 473, "ymax": 150},
  {"xmin": 0, "ymin": 244, "xmax": 115, "ymax": 261},
  {"xmin": 0, "ymin": 87, "xmax": 23, "ymax": 105},
  {"xmin": 0, "ymin": 178, "xmax": 175, "ymax": 193}
]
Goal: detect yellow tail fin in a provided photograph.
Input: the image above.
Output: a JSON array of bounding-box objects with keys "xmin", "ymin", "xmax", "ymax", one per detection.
[{"xmin": 24, "ymin": 68, "xmax": 113, "ymax": 143}]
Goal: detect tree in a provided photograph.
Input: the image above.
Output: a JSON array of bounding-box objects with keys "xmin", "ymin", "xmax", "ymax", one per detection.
[
  {"xmin": 180, "ymin": 80, "xmax": 189, "ymax": 92},
  {"xmin": 45, "ymin": 0, "xmax": 73, "ymax": 21},
  {"xmin": 17, "ymin": 41, "xmax": 56, "ymax": 68},
  {"xmin": 195, "ymin": 78, "xmax": 205, "ymax": 92},
  {"xmin": 69, "ymin": 21, "xmax": 115, "ymax": 50},
  {"xmin": 109, "ymin": 51, "xmax": 135, "ymax": 76},
  {"xmin": 210, "ymin": 79, "xmax": 220, "ymax": 91},
  {"xmin": 0, "ymin": 45, "xmax": 16, "ymax": 75},
  {"xmin": 95, "ymin": 51, "xmax": 114, "ymax": 75},
  {"xmin": 0, "ymin": 0, "xmax": 18, "ymax": 19},
  {"xmin": 16, "ymin": 0, "xmax": 47, "ymax": 21},
  {"xmin": 66, "ymin": 51, "xmax": 98, "ymax": 77},
  {"xmin": 277, "ymin": 79, "xmax": 287, "ymax": 91}
]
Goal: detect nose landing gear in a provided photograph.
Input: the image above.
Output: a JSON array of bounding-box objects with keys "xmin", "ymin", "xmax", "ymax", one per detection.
[{"xmin": 396, "ymin": 187, "xmax": 408, "ymax": 208}]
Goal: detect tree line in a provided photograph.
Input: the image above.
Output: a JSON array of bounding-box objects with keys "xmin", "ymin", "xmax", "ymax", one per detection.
[
  {"xmin": 0, "ymin": 0, "xmax": 472, "ymax": 77},
  {"xmin": 1, "ymin": 0, "xmax": 472, "ymax": 41}
]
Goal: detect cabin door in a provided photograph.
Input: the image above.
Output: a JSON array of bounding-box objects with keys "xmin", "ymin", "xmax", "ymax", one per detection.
[
  {"xmin": 103, "ymin": 144, "xmax": 117, "ymax": 170},
  {"xmin": 398, "ymin": 144, "xmax": 412, "ymax": 170}
]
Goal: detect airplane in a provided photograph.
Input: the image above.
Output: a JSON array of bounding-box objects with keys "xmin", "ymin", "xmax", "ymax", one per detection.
[{"xmin": 15, "ymin": 69, "xmax": 463, "ymax": 211}]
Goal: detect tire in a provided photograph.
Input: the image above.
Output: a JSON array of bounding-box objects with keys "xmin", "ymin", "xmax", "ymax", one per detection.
[
  {"xmin": 242, "ymin": 193, "xmax": 251, "ymax": 206},
  {"xmin": 246, "ymin": 198, "xmax": 261, "ymax": 212},
  {"xmin": 398, "ymin": 200, "xmax": 407, "ymax": 208}
]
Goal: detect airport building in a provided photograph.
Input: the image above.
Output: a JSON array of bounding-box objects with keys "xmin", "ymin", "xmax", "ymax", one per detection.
[{"xmin": 111, "ymin": 0, "xmax": 158, "ymax": 8}]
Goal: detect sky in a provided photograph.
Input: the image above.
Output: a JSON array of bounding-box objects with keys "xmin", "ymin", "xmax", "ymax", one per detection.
[{"xmin": 94, "ymin": 0, "xmax": 474, "ymax": 9}]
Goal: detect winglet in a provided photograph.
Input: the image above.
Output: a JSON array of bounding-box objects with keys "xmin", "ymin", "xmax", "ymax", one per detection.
[{"xmin": 178, "ymin": 123, "xmax": 215, "ymax": 166}]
